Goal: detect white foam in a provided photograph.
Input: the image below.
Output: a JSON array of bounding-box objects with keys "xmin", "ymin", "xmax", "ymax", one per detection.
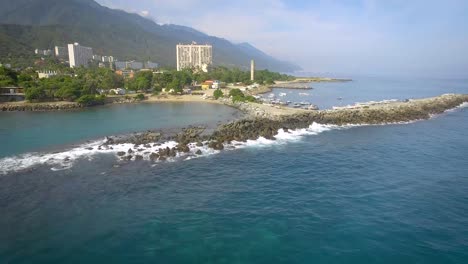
[
  {"xmin": 225, "ymin": 122, "xmax": 339, "ymax": 150},
  {"xmin": 0, "ymin": 140, "xmax": 179, "ymax": 175},
  {"xmin": 2, "ymin": 101, "xmax": 466, "ymax": 175}
]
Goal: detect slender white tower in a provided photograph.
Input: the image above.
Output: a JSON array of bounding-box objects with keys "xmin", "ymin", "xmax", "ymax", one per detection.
[{"xmin": 250, "ymin": 60, "xmax": 255, "ymax": 81}]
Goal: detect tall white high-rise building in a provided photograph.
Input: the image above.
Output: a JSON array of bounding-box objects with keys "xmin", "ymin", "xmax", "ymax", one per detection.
[
  {"xmin": 68, "ymin": 43, "xmax": 93, "ymax": 68},
  {"xmin": 176, "ymin": 42, "xmax": 212, "ymax": 72}
]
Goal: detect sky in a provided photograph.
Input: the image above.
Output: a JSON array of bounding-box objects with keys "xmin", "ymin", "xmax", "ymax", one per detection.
[{"xmin": 96, "ymin": 0, "xmax": 468, "ymax": 78}]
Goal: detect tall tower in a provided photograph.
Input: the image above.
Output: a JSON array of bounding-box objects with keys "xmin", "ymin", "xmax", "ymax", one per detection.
[{"xmin": 250, "ymin": 60, "xmax": 255, "ymax": 81}]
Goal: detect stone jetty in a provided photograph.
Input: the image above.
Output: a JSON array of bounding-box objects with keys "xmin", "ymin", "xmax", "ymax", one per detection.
[
  {"xmin": 104, "ymin": 94, "xmax": 468, "ymax": 161},
  {"xmin": 1, "ymin": 102, "xmax": 82, "ymax": 111}
]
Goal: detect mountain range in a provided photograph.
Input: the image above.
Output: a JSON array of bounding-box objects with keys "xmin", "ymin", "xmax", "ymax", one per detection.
[{"xmin": 0, "ymin": 0, "xmax": 301, "ymax": 72}]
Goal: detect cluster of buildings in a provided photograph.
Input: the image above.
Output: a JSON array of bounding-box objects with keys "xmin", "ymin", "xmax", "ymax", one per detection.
[
  {"xmin": 34, "ymin": 41, "xmax": 214, "ymax": 74},
  {"xmin": 34, "ymin": 43, "xmax": 158, "ymax": 71}
]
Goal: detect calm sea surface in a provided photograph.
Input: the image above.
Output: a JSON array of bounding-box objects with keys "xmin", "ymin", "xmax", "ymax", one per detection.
[{"xmin": 0, "ymin": 76, "xmax": 467, "ymax": 263}]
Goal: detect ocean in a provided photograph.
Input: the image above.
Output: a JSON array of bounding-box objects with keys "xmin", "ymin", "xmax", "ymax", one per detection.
[{"xmin": 0, "ymin": 76, "xmax": 468, "ymax": 263}]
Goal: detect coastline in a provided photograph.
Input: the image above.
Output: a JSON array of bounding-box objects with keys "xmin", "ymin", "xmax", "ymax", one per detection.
[
  {"xmin": 0, "ymin": 77, "xmax": 350, "ymax": 112},
  {"xmin": 249, "ymin": 77, "xmax": 352, "ymax": 95},
  {"xmin": 1, "ymin": 93, "xmax": 466, "ymax": 174},
  {"xmin": 103, "ymin": 93, "xmax": 468, "ymax": 161}
]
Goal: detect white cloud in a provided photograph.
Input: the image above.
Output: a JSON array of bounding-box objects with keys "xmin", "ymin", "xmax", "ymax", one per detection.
[{"xmin": 95, "ymin": 0, "xmax": 468, "ymax": 77}]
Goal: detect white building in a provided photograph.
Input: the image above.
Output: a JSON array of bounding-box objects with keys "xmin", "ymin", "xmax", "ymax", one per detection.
[
  {"xmin": 102, "ymin": 56, "xmax": 115, "ymax": 63},
  {"xmin": 35, "ymin": 49, "xmax": 52, "ymax": 56},
  {"xmin": 176, "ymin": 42, "xmax": 212, "ymax": 72},
  {"xmin": 54, "ymin": 46, "xmax": 68, "ymax": 59},
  {"xmin": 92, "ymin": 55, "xmax": 102, "ymax": 61},
  {"xmin": 68, "ymin": 43, "xmax": 93, "ymax": 68},
  {"xmin": 37, "ymin": 71, "xmax": 58, "ymax": 79}
]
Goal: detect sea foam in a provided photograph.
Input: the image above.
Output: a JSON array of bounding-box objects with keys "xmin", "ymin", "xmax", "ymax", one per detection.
[
  {"xmin": 0, "ymin": 122, "xmax": 338, "ymax": 175},
  {"xmin": 1, "ymin": 101, "xmax": 466, "ymax": 175}
]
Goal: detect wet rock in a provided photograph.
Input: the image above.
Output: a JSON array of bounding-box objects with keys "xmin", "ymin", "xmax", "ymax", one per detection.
[
  {"xmin": 135, "ymin": 155, "xmax": 144, "ymax": 161},
  {"xmin": 128, "ymin": 148, "xmax": 134, "ymax": 154},
  {"xmin": 117, "ymin": 151, "xmax": 126, "ymax": 156},
  {"xmin": 169, "ymin": 148, "xmax": 177, "ymax": 157},
  {"xmin": 125, "ymin": 155, "xmax": 133, "ymax": 161},
  {"xmin": 196, "ymin": 141, "xmax": 203, "ymax": 147},
  {"xmin": 149, "ymin": 153, "xmax": 160, "ymax": 161},
  {"xmin": 208, "ymin": 141, "xmax": 224, "ymax": 150},
  {"xmin": 195, "ymin": 150, "xmax": 202, "ymax": 155},
  {"xmin": 176, "ymin": 143, "xmax": 190, "ymax": 153}
]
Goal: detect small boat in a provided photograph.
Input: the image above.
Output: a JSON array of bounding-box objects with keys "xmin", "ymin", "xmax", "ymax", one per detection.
[
  {"xmin": 279, "ymin": 93, "xmax": 287, "ymax": 97},
  {"xmin": 307, "ymin": 104, "xmax": 319, "ymax": 110},
  {"xmin": 337, "ymin": 97, "xmax": 343, "ymax": 100},
  {"xmin": 292, "ymin": 103, "xmax": 301, "ymax": 108},
  {"xmin": 268, "ymin": 94, "xmax": 275, "ymax": 98},
  {"xmin": 299, "ymin": 92, "xmax": 309, "ymax": 96},
  {"xmin": 300, "ymin": 102, "xmax": 310, "ymax": 105}
]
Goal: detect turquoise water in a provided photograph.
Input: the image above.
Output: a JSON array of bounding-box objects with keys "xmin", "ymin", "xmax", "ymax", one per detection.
[
  {"xmin": 0, "ymin": 102, "xmax": 240, "ymax": 158},
  {"xmin": 0, "ymin": 77, "xmax": 468, "ymax": 263}
]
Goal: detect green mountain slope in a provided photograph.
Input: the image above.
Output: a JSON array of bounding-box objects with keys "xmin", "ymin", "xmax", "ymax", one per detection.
[{"xmin": 0, "ymin": 0, "xmax": 301, "ymax": 72}]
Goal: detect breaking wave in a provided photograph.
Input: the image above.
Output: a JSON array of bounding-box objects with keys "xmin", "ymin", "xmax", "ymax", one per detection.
[
  {"xmin": 0, "ymin": 123, "xmax": 340, "ymax": 175},
  {"xmin": 1, "ymin": 100, "xmax": 467, "ymax": 176}
]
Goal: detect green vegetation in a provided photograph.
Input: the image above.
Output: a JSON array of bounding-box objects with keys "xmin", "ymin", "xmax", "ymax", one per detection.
[
  {"xmin": 0, "ymin": 66, "xmax": 18, "ymax": 87},
  {"xmin": 1, "ymin": 65, "xmax": 123, "ymax": 103},
  {"xmin": 213, "ymin": 89, "xmax": 224, "ymax": 99},
  {"xmin": 125, "ymin": 67, "xmax": 292, "ymax": 93},
  {"xmin": 135, "ymin": 93, "xmax": 145, "ymax": 101},
  {"xmin": 229, "ymin": 88, "xmax": 257, "ymax": 103},
  {"xmin": 76, "ymin": 94, "xmax": 106, "ymax": 106},
  {"xmin": 0, "ymin": 62, "xmax": 290, "ymax": 105}
]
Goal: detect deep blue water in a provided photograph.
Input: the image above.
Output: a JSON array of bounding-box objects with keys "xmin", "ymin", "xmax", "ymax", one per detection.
[{"xmin": 0, "ymin": 77, "xmax": 468, "ymax": 263}]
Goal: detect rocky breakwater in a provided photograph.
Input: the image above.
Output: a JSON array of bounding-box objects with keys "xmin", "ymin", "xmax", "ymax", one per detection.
[
  {"xmin": 102, "ymin": 94, "xmax": 467, "ymax": 163},
  {"xmin": 105, "ymin": 126, "xmax": 212, "ymax": 161},
  {"xmin": 209, "ymin": 94, "xmax": 468, "ymax": 144},
  {"xmin": 1, "ymin": 102, "xmax": 82, "ymax": 112}
]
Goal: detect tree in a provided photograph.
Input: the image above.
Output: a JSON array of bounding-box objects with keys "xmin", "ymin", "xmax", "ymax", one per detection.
[
  {"xmin": 0, "ymin": 66, "xmax": 18, "ymax": 87},
  {"xmin": 213, "ymin": 89, "xmax": 224, "ymax": 99},
  {"xmin": 76, "ymin": 95, "xmax": 106, "ymax": 106},
  {"xmin": 135, "ymin": 71, "xmax": 153, "ymax": 90},
  {"xmin": 135, "ymin": 93, "xmax": 145, "ymax": 100},
  {"xmin": 229, "ymin": 88, "xmax": 244, "ymax": 98},
  {"xmin": 25, "ymin": 86, "xmax": 47, "ymax": 102}
]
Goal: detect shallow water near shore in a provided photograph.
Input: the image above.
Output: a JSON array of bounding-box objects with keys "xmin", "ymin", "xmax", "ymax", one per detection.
[
  {"xmin": 1, "ymin": 76, "xmax": 468, "ymax": 263},
  {"xmin": 0, "ymin": 102, "xmax": 241, "ymax": 158}
]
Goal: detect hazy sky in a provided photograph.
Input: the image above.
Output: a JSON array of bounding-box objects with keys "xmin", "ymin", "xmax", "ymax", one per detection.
[{"xmin": 97, "ymin": 0, "xmax": 468, "ymax": 77}]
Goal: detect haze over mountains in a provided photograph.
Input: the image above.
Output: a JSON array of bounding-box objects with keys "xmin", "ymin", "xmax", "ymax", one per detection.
[{"xmin": 0, "ymin": 0, "xmax": 300, "ymax": 72}]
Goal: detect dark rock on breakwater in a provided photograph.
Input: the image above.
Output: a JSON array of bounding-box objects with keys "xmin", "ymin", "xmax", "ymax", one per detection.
[
  {"xmin": 210, "ymin": 94, "xmax": 468, "ymax": 144},
  {"xmin": 1, "ymin": 102, "xmax": 82, "ymax": 112},
  {"xmin": 104, "ymin": 94, "xmax": 468, "ymax": 163}
]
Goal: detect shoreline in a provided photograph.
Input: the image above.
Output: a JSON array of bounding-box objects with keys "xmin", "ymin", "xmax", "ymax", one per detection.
[
  {"xmin": 103, "ymin": 93, "xmax": 468, "ymax": 161},
  {"xmin": 0, "ymin": 77, "xmax": 350, "ymax": 112},
  {"xmin": 1, "ymin": 93, "xmax": 467, "ymax": 173},
  {"xmin": 249, "ymin": 77, "xmax": 352, "ymax": 95}
]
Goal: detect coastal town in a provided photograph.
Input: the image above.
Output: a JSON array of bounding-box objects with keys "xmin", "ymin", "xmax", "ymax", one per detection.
[{"xmin": 0, "ymin": 40, "xmax": 348, "ymax": 115}]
